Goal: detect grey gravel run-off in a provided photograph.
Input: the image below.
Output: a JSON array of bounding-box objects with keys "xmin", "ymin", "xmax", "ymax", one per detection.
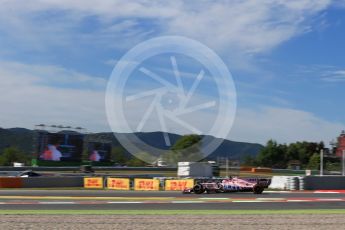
[{"xmin": 1, "ymin": 214, "xmax": 345, "ymax": 230}]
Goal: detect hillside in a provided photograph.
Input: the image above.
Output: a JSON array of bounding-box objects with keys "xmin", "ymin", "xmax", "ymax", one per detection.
[
  {"xmin": 0, "ymin": 128, "xmax": 35, "ymax": 154},
  {"xmin": 0, "ymin": 128, "xmax": 263, "ymax": 161}
]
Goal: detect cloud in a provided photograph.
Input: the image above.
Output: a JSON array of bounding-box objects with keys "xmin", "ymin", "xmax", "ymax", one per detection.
[
  {"xmin": 322, "ymin": 70, "xmax": 345, "ymax": 82},
  {"xmin": 0, "ymin": 60, "xmax": 230, "ymax": 139},
  {"xmin": 0, "ymin": 0, "xmax": 332, "ymax": 55},
  {"xmin": 0, "ymin": 61, "xmax": 109, "ymax": 131},
  {"xmin": 229, "ymin": 106, "xmax": 344, "ymax": 145},
  {"xmin": 293, "ymin": 65, "xmax": 345, "ymax": 82},
  {"xmin": 166, "ymin": 0, "xmax": 331, "ymax": 53},
  {"xmin": 0, "ymin": 60, "xmax": 222, "ymax": 137},
  {"xmin": 0, "ymin": 61, "xmax": 107, "ymax": 90},
  {"xmin": 1, "ymin": 61, "xmax": 343, "ymax": 145}
]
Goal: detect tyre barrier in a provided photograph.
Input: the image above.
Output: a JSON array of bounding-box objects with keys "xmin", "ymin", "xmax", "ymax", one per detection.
[
  {"xmin": 268, "ymin": 176, "xmax": 289, "ymax": 190},
  {"xmin": 286, "ymin": 176, "xmax": 299, "ymax": 191},
  {"xmin": 298, "ymin": 176, "xmax": 305, "ymax": 191}
]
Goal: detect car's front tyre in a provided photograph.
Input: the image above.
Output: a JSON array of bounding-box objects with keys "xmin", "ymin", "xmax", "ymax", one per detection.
[{"xmin": 193, "ymin": 183, "xmax": 205, "ymax": 194}]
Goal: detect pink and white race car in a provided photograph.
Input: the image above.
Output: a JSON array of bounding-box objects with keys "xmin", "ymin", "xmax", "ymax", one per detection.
[{"xmin": 182, "ymin": 177, "xmax": 271, "ymax": 194}]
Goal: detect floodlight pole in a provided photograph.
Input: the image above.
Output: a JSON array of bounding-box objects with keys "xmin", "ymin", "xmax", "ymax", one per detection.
[{"xmin": 320, "ymin": 149, "xmax": 324, "ymax": 176}]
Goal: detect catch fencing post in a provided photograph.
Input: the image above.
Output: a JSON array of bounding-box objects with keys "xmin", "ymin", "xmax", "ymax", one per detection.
[
  {"xmin": 320, "ymin": 149, "xmax": 324, "ymax": 176},
  {"xmin": 226, "ymin": 158, "xmax": 229, "ymax": 178}
]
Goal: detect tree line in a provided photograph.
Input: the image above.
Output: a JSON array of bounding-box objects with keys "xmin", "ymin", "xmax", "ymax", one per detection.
[
  {"xmin": 112, "ymin": 134, "xmax": 202, "ymax": 166},
  {"xmin": 0, "ymin": 137, "xmax": 337, "ymax": 170},
  {"xmin": 0, "ymin": 147, "xmax": 30, "ymax": 166},
  {"xmin": 0, "ymin": 135, "xmax": 201, "ymax": 166},
  {"xmin": 243, "ymin": 140, "xmax": 339, "ymax": 170}
]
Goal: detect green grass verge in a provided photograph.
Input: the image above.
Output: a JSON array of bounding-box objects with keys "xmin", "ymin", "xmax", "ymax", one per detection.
[{"xmin": 0, "ymin": 209, "xmax": 345, "ymax": 215}]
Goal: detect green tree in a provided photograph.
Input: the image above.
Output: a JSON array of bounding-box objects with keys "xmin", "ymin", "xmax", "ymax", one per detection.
[
  {"xmin": 111, "ymin": 146, "xmax": 128, "ymax": 164},
  {"xmin": 126, "ymin": 152, "xmax": 155, "ymax": 167},
  {"xmin": 326, "ymin": 162, "xmax": 341, "ymax": 171},
  {"xmin": 243, "ymin": 155, "xmax": 257, "ymax": 166},
  {"xmin": 0, "ymin": 147, "xmax": 29, "ymax": 166},
  {"xmin": 307, "ymin": 153, "xmax": 320, "ymax": 170},
  {"xmin": 286, "ymin": 142, "xmax": 321, "ymax": 167},
  {"xmin": 256, "ymin": 140, "xmax": 287, "ymax": 168},
  {"xmin": 255, "ymin": 140, "xmax": 323, "ymax": 169},
  {"xmin": 126, "ymin": 157, "xmax": 146, "ymax": 167},
  {"xmin": 286, "ymin": 143, "xmax": 299, "ymax": 162},
  {"xmin": 171, "ymin": 134, "xmax": 201, "ymax": 151},
  {"xmin": 163, "ymin": 134, "xmax": 203, "ymax": 165}
]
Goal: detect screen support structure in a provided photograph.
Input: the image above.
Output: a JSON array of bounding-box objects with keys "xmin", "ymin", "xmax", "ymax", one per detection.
[{"xmin": 341, "ymin": 150, "xmax": 345, "ymax": 176}]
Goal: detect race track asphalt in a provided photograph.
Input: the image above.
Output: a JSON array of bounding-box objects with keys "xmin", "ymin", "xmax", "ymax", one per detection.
[{"xmin": 0, "ymin": 189, "xmax": 345, "ymax": 210}]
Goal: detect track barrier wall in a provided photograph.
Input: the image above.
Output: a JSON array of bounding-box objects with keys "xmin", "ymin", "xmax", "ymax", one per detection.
[
  {"xmin": 268, "ymin": 176, "xmax": 345, "ymax": 190},
  {"xmin": 3, "ymin": 175, "xmax": 345, "ymax": 190},
  {"xmin": 239, "ymin": 167, "xmax": 252, "ymax": 172},
  {"xmin": 22, "ymin": 177, "xmax": 84, "ymax": 188},
  {"xmin": 107, "ymin": 178, "xmax": 130, "ymax": 190},
  {"xmin": 0, "ymin": 177, "xmax": 23, "ymax": 188},
  {"xmin": 0, "ymin": 177, "xmax": 84, "ymax": 188},
  {"xmin": 304, "ymin": 176, "xmax": 345, "ymax": 190},
  {"xmin": 134, "ymin": 178, "xmax": 160, "ymax": 191},
  {"xmin": 165, "ymin": 179, "xmax": 194, "ymax": 191},
  {"xmin": 83, "ymin": 177, "xmax": 104, "ymax": 189},
  {"xmin": 251, "ymin": 168, "xmax": 272, "ymax": 173}
]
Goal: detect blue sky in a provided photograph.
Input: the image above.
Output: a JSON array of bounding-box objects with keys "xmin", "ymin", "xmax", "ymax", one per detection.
[{"xmin": 0, "ymin": 0, "xmax": 344, "ymax": 145}]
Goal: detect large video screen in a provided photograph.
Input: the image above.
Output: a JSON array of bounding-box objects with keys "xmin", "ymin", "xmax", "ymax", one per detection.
[
  {"xmin": 37, "ymin": 132, "xmax": 83, "ymax": 162},
  {"xmin": 88, "ymin": 142, "xmax": 111, "ymax": 162}
]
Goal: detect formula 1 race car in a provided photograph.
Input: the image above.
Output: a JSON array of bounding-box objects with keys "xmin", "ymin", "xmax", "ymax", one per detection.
[{"xmin": 182, "ymin": 177, "xmax": 271, "ymax": 194}]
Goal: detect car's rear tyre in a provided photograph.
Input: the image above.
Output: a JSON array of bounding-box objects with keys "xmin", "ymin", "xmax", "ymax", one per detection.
[
  {"xmin": 193, "ymin": 184, "xmax": 205, "ymax": 194},
  {"xmin": 253, "ymin": 185, "xmax": 264, "ymax": 194}
]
